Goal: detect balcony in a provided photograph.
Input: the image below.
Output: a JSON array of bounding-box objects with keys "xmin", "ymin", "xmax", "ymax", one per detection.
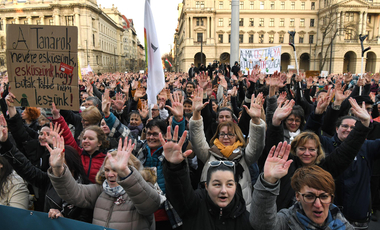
[{"xmin": 344, "ymin": 39, "xmax": 358, "ymax": 43}]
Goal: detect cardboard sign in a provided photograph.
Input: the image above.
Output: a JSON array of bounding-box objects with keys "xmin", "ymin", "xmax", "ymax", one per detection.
[
  {"xmin": 306, "ymin": 71, "xmax": 320, "ymax": 78},
  {"xmin": 59, "ymin": 62, "xmax": 74, "ymax": 75},
  {"xmin": 6, "ymin": 24, "xmax": 79, "ymax": 110},
  {"xmin": 240, "ymin": 46, "xmax": 282, "ymax": 74}
]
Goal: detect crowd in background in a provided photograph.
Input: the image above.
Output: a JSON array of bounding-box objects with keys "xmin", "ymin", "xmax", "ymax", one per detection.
[{"xmin": 0, "ymin": 61, "xmax": 380, "ymax": 230}]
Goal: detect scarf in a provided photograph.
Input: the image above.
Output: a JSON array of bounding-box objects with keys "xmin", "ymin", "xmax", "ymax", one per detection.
[
  {"xmin": 213, "ymin": 139, "xmax": 244, "ymax": 158},
  {"xmin": 289, "ymin": 129, "xmax": 301, "ymax": 143},
  {"xmin": 102, "ymin": 180, "xmax": 126, "ymax": 198},
  {"xmin": 294, "ymin": 202, "xmax": 348, "ymax": 230},
  {"xmin": 127, "ymin": 123, "xmax": 144, "ymax": 137}
]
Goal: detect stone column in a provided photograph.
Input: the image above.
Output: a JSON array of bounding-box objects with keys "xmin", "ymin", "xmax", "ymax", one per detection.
[
  {"xmin": 359, "ymin": 11, "xmax": 363, "ymax": 35},
  {"xmin": 40, "ymin": 16, "xmax": 44, "ymax": 25},
  {"xmin": 336, "ymin": 12, "xmax": 340, "ymax": 36},
  {"xmin": 2, "ymin": 18, "xmax": 6, "ymax": 30},
  {"xmin": 363, "ymin": 12, "xmax": 367, "ymax": 36},
  {"xmin": 15, "ymin": 17, "xmax": 19, "ymax": 24},
  {"xmin": 378, "ymin": 14, "xmax": 380, "ymax": 37},
  {"xmin": 206, "ymin": 16, "xmax": 210, "ymax": 39},
  {"xmin": 211, "ymin": 16, "xmax": 214, "ymax": 39},
  {"xmin": 190, "ymin": 16, "xmax": 193, "ymax": 39},
  {"xmin": 341, "ymin": 11, "xmax": 345, "ymax": 40},
  {"xmin": 27, "ymin": 16, "xmax": 32, "ymax": 24},
  {"xmin": 74, "ymin": 8, "xmax": 81, "ymax": 47}
]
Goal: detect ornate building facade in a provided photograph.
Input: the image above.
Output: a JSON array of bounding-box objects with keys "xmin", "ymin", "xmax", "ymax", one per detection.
[
  {"xmin": 174, "ymin": 0, "xmax": 380, "ymax": 74},
  {"xmin": 0, "ymin": 0, "xmax": 144, "ymax": 74}
]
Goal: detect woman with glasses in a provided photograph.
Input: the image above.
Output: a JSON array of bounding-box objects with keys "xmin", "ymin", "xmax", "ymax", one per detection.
[
  {"xmin": 190, "ymin": 89, "xmax": 266, "ymax": 208},
  {"xmin": 161, "ymin": 126, "xmax": 253, "ymax": 230},
  {"xmin": 250, "ymin": 142, "xmax": 353, "ymax": 229}
]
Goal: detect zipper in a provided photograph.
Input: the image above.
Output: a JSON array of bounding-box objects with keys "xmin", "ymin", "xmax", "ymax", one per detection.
[
  {"xmin": 105, "ymin": 201, "xmax": 116, "ymax": 228},
  {"xmin": 87, "ymin": 155, "xmax": 93, "ymax": 178}
]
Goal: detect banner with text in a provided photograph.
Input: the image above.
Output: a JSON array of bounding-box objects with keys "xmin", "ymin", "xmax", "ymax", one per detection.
[
  {"xmin": 0, "ymin": 205, "xmax": 114, "ymax": 230},
  {"xmin": 240, "ymin": 46, "xmax": 281, "ymax": 74},
  {"xmin": 6, "ymin": 24, "xmax": 79, "ymax": 110}
]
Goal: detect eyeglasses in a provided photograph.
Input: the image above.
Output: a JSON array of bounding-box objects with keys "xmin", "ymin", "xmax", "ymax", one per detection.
[
  {"xmin": 146, "ymin": 132, "xmax": 160, "ymax": 138},
  {"xmin": 298, "ymin": 192, "xmax": 333, "ymax": 204},
  {"xmin": 219, "ymin": 133, "xmax": 236, "ymax": 139},
  {"xmin": 151, "ymin": 109, "xmax": 159, "ymax": 112},
  {"xmin": 340, "ymin": 124, "xmax": 355, "ymax": 130},
  {"xmin": 208, "ymin": 161, "xmax": 235, "ymax": 174}
]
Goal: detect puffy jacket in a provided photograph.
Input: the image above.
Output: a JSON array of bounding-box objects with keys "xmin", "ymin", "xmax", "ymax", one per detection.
[{"xmin": 48, "ymin": 165, "xmax": 161, "ymax": 230}]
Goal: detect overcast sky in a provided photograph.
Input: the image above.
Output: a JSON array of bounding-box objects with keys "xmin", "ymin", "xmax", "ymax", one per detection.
[{"xmin": 97, "ymin": 0, "xmax": 182, "ymax": 54}]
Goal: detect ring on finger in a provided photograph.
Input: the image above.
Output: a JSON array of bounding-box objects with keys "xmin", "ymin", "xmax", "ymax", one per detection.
[
  {"xmin": 277, "ymin": 156, "xmax": 282, "ymax": 159},
  {"xmin": 53, "ymin": 147, "xmax": 57, "ymax": 149}
]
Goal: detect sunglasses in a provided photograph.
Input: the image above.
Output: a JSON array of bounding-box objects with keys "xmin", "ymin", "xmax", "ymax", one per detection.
[{"xmin": 208, "ymin": 161, "xmax": 235, "ymax": 174}]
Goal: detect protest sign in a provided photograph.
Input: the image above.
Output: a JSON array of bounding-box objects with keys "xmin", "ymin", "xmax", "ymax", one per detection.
[
  {"xmin": 321, "ymin": 71, "xmax": 329, "ymax": 78},
  {"xmin": 240, "ymin": 46, "xmax": 281, "ymax": 74},
  {"xmin": 6, "ymin": 24, "xmax": 79, "ymax": 110},
  {"xmin": 306, "ymin": 71, "xmax": 320, "ymax": 78}
]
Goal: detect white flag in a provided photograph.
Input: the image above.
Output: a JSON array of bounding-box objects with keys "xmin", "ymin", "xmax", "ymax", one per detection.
[{"xmin": 144, "ymin": 0, "xmax": 165, "ymax": 106}]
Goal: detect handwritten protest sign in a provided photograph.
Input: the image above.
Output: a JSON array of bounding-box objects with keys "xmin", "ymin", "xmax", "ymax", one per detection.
[
  {"xmin": 6, "ymin": 24, "xmax": 79, "ymax": 110},
  {"xmin": 240, "ymin": 46, "xmax": 281, "ymax": 74}
]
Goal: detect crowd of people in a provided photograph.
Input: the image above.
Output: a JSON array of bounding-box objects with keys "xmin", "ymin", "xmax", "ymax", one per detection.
[{"xmin": 0, "ymin": 62, "xmax": 379, "ymax": 230}]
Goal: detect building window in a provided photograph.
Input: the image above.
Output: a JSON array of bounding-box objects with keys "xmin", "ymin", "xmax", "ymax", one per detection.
[
  {"xmin": 240, "ymin": 1, "xmax": 244, "ymax": 9},
  {"xmin": 219, "ymin": 18, "xmax": 224, "ymax": 26},
  {"xmin": 269, "ymin": 18, "xmax": 274, "ymax": 27},
  {"xmin": 218, "ymin": 34, "xmax": 223, "ymax": 43},
  {"xmin": 229, "ymin": 18, "xmax": 231, "ymax": 26},
  {"xmin": 200, "ymin": 1, "xmax": 205, "ymax": 9},
  {"xmin": 270, "ymin": 2, "xmax": 275, "ymax": 9},
  {"xmin": 279, "ymin": 34, "xmax": 284, "ymax": 43},
  {"xmin": 49, "ymin": 19, "xmax": 54, "ymax": 25},
  {"xmin": 250, "ymin": 1, "xmax": 254, "ymax": 9},
  {"xmin": 0, "ymin": 21, "xmax": 2, "ymax": 30},
  {"xmin": 280, "ymin": 18, "xmax": 285, "ymax": 27},
  {"xmin": 301, "ymin": 2, "xmax": 305, "ymax": 10},
  {"xmin": 239, "ymin": 34, "xmax": 243, "ymax": 43},
  {"xmin": 310, "ymin": 19, "xmax": 315, "ymax": 27},
  {"xmin": 219, "ymin": 1, "xmax": 223, "ymax": 9},
  {"xmin": 311, "ymin": 2, "xmax": 315, "ymax": 10},
  {"xmin": 300, "ymin": 18, "xmax": 305, "ymax": 27},
  {"xmin": 249, "ymin": 18, "xmax": 254, "ymax": 26},
  {"xmin": 196, "ymin": 1, "xmax": 200, "ymax": 8},
  {"xmin": 259, "ymin": 18, "xmax": 264, "ymax": 27},
  {"xmin": 197, "ymin": 33, "xmax": 203, "ymax": 42},
  {"xmin": 65, "ymin": 16, "xmax": 74, "ymax": 26},
  {"xmin": 345, "ymin": 29, "xmax": 354, "ymax": 40},
  {"xmin": 249, "ymin": 34, "xmax": 254, "ymax": 43},
  {"xmin": 239, "ymin": 18, "xmax": 244, "ymax": 26},
  {"xmin": 269, "ymin": 34, "xmax": 274, "ymax": 43},
  {"xmin": 196, "ymin": 18, "xmax": 204, "ymax": 26},
  {"xmin": 291, "ymin": 2, "xmax": 295, "ymax": 9},
  {"xmin": 290, "ymin": 18, "xmax": 295, "ymax": 27},
  {"xmin": 309, "ymin": 35, "xmax": 314, "ymax": 44},
  {"xmin": 259, "ymin": 34, "xmax": 264, "ymax": 43},
  {"xmin": 367, "ymin": 15, "xmax": 371, "ymax": 23},
  {"xmin": 299, "ymin": 34, "xmax": 304, "ymax": 43},
  {"xmin": 281, "ymin": 2, "xmax": 285, "ymax": 9},
  {"xmin": 229, "ymin": 34, "xmax": 231, "ymax": 43},
  {"xmin": 260, "ymin": 1, "xmax": 264, "ymax": 9},
  {"xmin": 24, "ymin": 20, "xmax": 28, "ymax": 24},
  {"xmin": 36, "ymin": 20, "xmax": 41, "ymax": 25}
]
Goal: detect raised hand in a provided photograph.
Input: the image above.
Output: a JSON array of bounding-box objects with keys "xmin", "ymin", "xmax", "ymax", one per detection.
[
  {"xmin": 166, "ymin": 93, "xmax": 184, "ymax": 121},
  {"xmin": 192, "ymin": 87, "xmax": 209, "ymax": 113},
  {"xmin": 0, "ymin": 114, "xmax": 8, "ymax": 142},
  {"xmin": 276, "ymin": 91, "xmax": 287, "ymax": 108},
  {"xmin": 273, "ymin": 99, "xmax": 295, "ymax": 126},
  {"xmin": 5, "ymin": 92, "xmax": 17, "ymax": 118},
  {"xmin": 334, "ymin": 82, "xmax": 347, "ymax": 105},
  {"xmin": 263, "ymin": 141, "xmax": 293, "ymax": 184},
  {"xmin": 348, "ymin": 97, "xmax": 371, "ymax": 127},
  {"xmin": 46, "ymin": 122, "xmax": 63, "ymax": 145},
  {"xmin": 107, "ymin": 138, "xmax": 135, "ymax": 178},
  {"xmin": 159, "ymin": 126, "xmax": 192, "ymax": 164},
  {"xmin": 315, "ymin": 92, "xmax": 331, "ymax": 114},
  {"xmin": 242, "ymin": 93, "xmax": 264, "ymax": 124},
  {"xmin": 47, "ymin": 136, "xmax": 65, "ymax": 176},
  {"xmin": 51, "ymin": 102, "xmax": 61, "ymax": 119},
  {"xmin": 111, "ymin": 92, "xmax": 126, "ymax": 112},
  {"xmin": 102, "ymin": 89, "xmax": 111, "ymax": 117},
  {"xmin": 220, "ymin": 77, "xmax": 228, "ymax": 89},
  {"xmin": 198, "ymin": 71, "xmax": 209, "ymax": 89},
  {"xmin": 138, "ymin": 101, "xmax": 149, "ymax": 119}
]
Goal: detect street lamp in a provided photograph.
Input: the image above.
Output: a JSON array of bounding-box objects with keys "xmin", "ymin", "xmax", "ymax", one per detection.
[{"xmin": 85, "ymin": 40, "xmax": 89, "ymax": 66}]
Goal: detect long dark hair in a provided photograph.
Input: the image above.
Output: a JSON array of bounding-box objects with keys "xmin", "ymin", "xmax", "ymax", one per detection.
[
  {"xmin": 0, "ymin": 156, "xmax": 14, "ymax": 198},
  {"xmin": 64, "ymin": 145, "xmax": 91, "ymax": 184}
]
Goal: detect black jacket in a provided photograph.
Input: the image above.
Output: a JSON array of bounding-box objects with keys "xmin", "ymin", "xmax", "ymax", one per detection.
[{"xmin": 164, "ymin": 160, "xmax": 253, "ymax": 230}]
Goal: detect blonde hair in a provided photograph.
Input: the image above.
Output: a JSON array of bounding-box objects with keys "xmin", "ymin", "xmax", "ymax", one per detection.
[
  {"xmin": 210, "ymin": 121, "xmax": 246, "ymax": 147},
  {"xmin": 95, "ymin": 150, "xmax": 157, "ymax": 185},
  {"xmin": 81, "ymin": 106, "xmax": 102, "ymax": 125},
  {"xmin": 290, "ymin": 131, "xmax": 325, "ymax": 165}
]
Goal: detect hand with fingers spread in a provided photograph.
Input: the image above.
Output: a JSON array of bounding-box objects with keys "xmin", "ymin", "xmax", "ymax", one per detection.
[
  {"xmin": 243, "ymin": 93, "xmax": 264, "ymax": 124},
  {"xmin": 47, "ymin": 136, "xmax": 65, "ymax": 176},
  {"xmin": 0, "ymin": 114, "xmax": 8, "ymax": 142},
  {"xmin": 138, "ymin": 101, "xmax": 149, "ymax": 119},
  {"xmin": 272, "ymin": 99, "xmax": 295, "ymax": 126},
  {"xmin": 192, "ymin": 87, "xmax": 209, "ymax": 121},
  {"xmin": 198, "ymin": 72, "xmax": 209, "ymax": 90},
  {"xmin": 107, "ymin": 138, "xmax": 136, "ymax": 178},
  {"xmin": 276, "ymin": 91, "xmax": 287, "ymax": 108},
  {"xmin": 159, "ymin": 126, "xmax": 192, "ymax": 164},
  {"xmin": 348, "ymin": 97, "xmax": 371, "ymax": 127},
  {"xmin": 263, "ymin": 142, "xmax": 293, "ymax": 184},
  {"xmin": 220, "ymin": 77, "xmax": 228, "ymax": 90},
  {"xmin": 166, "ymin": 93, "xmax": 184, "ymax": 121},
  {"xmin": 334, "ymin": 82, "xmax": 347, "ymax": 106},
  {"xmin": 102, "ymin": 89, "xmax": 111, "ymax": 117},
  {"xmin": 315, "ymin": 93, "xmax": 331, "ymax": 115},
  {"xmin": 46, "ymin": 122, "xmax": 64, "ymax": 144},
  {"xmin": 112, "ymin": 92, "xmax": 127, "ymax": 112}
]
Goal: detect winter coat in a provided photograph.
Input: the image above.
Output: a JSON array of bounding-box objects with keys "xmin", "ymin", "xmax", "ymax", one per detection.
[
  {"xmin": 53, "ymin": 116, "xmax": 106, "ymax": 183},
  {"xmin": 0, "ymin": 170, "xmax": 29, "ymax": 210},
  {"xmin": 189, "ymin": 117, "xmax": 266, "ymax": 209},
  {"xmin": 48, "ymin": 165, "xmax": 161, "ymax": 230},
  {"xmin": 250, "ymin": 174, "xmax": 354, "ymax": 230},
  {"xmin": 164, "ymin": 160, "xmax": 253, "ymax": 230}
]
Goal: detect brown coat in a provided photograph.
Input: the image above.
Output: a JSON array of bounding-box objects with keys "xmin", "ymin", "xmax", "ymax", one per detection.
[{"xmin": 48, "ymin": 165, "xmax": 161, "ymax": 230}]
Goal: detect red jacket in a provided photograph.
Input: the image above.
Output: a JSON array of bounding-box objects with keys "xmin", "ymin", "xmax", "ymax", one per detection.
[{"xmin": 53, "ymin": 116, "xmax": 105, "ymax": 183}]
